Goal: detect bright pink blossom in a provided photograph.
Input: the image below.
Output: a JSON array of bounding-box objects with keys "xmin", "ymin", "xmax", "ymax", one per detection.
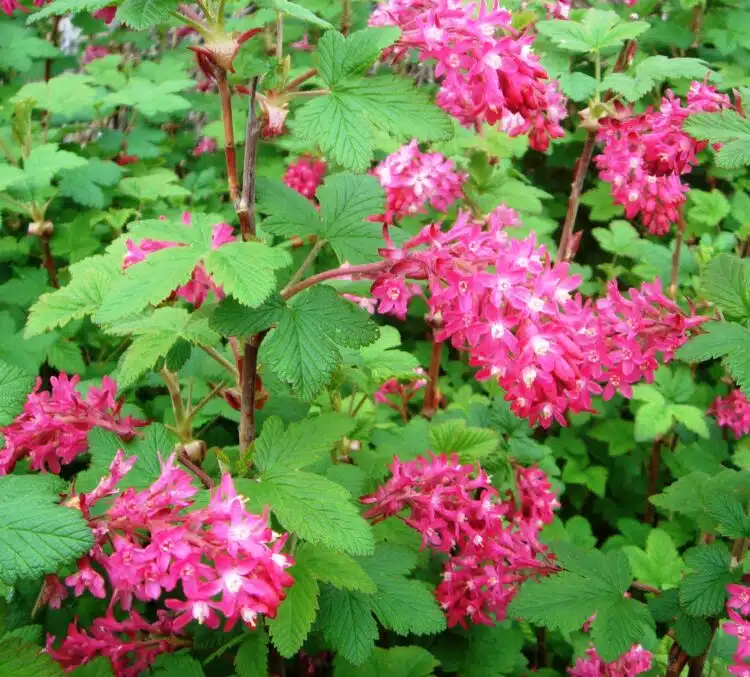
[
  {"xmin": 569, "ymin": 645, "xmax": 652, "ymax": 677},
  {"xmin": 362, "ymin": 454, "xmax": 558, "ymax": 626},
  {"xmin": 82, "ymin": 45, "xmax": 110, "ymax": 64},
  {"xmin": 93, "ymin": 5, "xmax": 116, "ymax": 22},
  {"xmin": 725, "ymin": 584, "xmax": 750, "ymax": 676},
  {"xmin": 283, "ymin": 155, "xmax": 328, "ymax": 200},
  {"xmin": 193, "ymin": 136, "xmax": 217, "ymax": 156},
  {"xmin": 370, "ymin": 0, "xmax": 567, "ymax": 151},
  {"xmin": 595, "ymin": 81, "xmax": 731, "ymax": 235},
  {"xmin": 373, "ymin": 140, "xmax": 466, "ymax": 222},
  {"xmin": 46, "ymin": 452, "xmax": 294, "ymax": 676},
  {"xmin": 0, "ymin": 374, "xmax": 144, "ymax": 475},
  {"xmin": 123, "ymin": 212, "xmax": 236, "ymax": 307},
  {"xmin": 710, "ymin": 389, "xmax": 750, "ymax": 438}
]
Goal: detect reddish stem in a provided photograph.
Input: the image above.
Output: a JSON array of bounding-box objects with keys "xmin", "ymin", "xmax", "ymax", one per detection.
[
  {"xmin": 41, "ymin": 237, "xmax": 58, "ymax": 288},
  {"xmin": 557, "ymin": 132, "xmax": 596, "ymax": 263},
  {"xmin": 178, "ymin": 451, "xmax": 214, "ymax": 489},
  {"xmin": 44, "ymin": 16, "xmax": 60, "ymax": 82},
  {"xmin": 669, "ymin": 211, "xmax": 687, "ymax": 298},
  {"xmin": 281, "ymin": 261, "xmax": 389, "ymax": 300},
  {"xmin": 282, "ymin": 68, "xmax": 318, "ymax": 93}
]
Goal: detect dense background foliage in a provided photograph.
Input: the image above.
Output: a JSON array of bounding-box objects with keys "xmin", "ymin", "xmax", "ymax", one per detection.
[{"xmin": 2, "ymin": 0, "xmax": 750, "ymax": 675}]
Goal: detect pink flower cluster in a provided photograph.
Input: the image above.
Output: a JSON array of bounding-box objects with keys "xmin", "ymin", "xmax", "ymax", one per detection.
[
  {"xmin": 373, "ymin": 140, "xmax": 466, "ymax": 222},
  {"xmin": 366, "ymin": 206, "xmax": 703, "ymax": 427},
  {"xmin": 724, "ymin": 584, "xmax": 750, "ymax": 676},
  {"xmin": 192, "ymin": 136, "xmax": 217, "ymax": 156},
  {"xmin": 283, "ymin": 155, "xmax": 328, "ymax": 200},
  {"xmin": 46, "ymin": 451, "xmax": 293, "ymax": 676},
  {"xmin": 1, "ymin": 0, "xmax": 44, "ymax": 14},
  {"xmin": 370, "ymin": 0, "xmax": 567, "ymax": 151},
  {"xmin": 710, "ymin": 389, "xmax": 750, "ymax": 438},
  {"xmin": 0, "ymin": 374, "xmax": 144, "ymax": 475},
  {"xmin": 123, "ymin": 212, "xmax": 235, "ymax": 307},
  {"xmin": 362, "ymin": 454, "xmax": 559, "ymax": 627},
  {"xmin": 595, "ymin": 81, "xmax": 731, "ymax": 235},
  {"xmin": 568, "ymin": 645, "xmax": 652, "ymax": 677},
  {"xmin": 374, "ymin": 368, "xmax": 429, "ymax": 405}
]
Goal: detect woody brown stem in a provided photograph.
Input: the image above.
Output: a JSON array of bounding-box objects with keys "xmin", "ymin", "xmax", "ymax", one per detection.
[
  {"xmin": 178, "ymin": 450, "xmax": 214, "ymax": 489},
  {"xmin": 44, "ymin": 16, "xmax": 60, "ymax": 82},
  {"xmin": 557, "ymin": 132, "xmax": 596, "ymax": 263},
  {"xmin": 281, "ymin": 261, "xmax": 388, "ymax": 300},
  {"xmin": 421, "ymin": 336, "xmax": 443, "ymax": 419},
  {"xmin": 282, "ymin": 68, "xmax": 317, "ymax": 93},
  {"xmin": 41, "ymin": 236, "xmax": 58, "ymax": 288}
]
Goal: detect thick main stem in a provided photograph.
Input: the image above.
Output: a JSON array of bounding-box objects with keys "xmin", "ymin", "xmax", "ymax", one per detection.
[
  {"xmin": 421, "ymin": 337, "xmax": 443, "ymax": 418},
  {"xmin": 669, "ymin": 212, "xmax": 687, "ymax": 298},
  {"xmin": 556, "ymin": 132, "xmax": 596, "ymax": 263},
  {"xmin": 238, "ymin": 78, "xmax": 262, "ymax": 454}
]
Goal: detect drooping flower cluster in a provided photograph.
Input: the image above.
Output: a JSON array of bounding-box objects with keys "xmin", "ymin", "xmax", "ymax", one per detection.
[
  {"xmin": 123, "ymin": 212, "xmax": 235, "ymax": 307},
  {"xmin": 192, "ymin": 136, "xmax": 217, "ymax": 156},
  {"xmin": 283, "ymin": 155, "xmax": 328, "ymax": 200},
  {"xmin": 46, "ymin": 451, "xmax": 293, "ymax": 676},
  {"xmin": 595, "ymin": 81, "xmax": 731, "ymax": 235},
  {"xmin": 724, "ymin": 584, "xmax": 750, "ymax": 676},
  {"xmin": 369, "ymin": 0, "xmax": 567, "ymax": 151},
  {"xmin": 373, "ymin": 140, "xmax": 466, "ymax": 222},
  {"xmin": 365, "ymin": 205, "xmax": 704, "ymax": 427},
  {"xmin": 2, "ymin": 0, "xmax": 45, "ymax": 15},
  {"xmin": 710, "ymin": 389, "xmax": 750, "ymax": 439},
  {"xmin": 0, "ymin": 374, "xmax": 144, "ymax": 475},
  {"xmin": 568, "ymin": 645, "xmax": 653, "ymax": 677},
  {"xmin": 373, "ymin": 368, "xmax": 429, "ymax": 420},
  {"xmin": 362, "ymin": 454, "xmax": 559, "ymax": 626}
]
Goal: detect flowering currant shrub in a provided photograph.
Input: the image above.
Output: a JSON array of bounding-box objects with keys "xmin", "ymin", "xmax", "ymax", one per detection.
[{"xmin": 3, "ymin": 0, "xmax": 750, "ymax": 676}]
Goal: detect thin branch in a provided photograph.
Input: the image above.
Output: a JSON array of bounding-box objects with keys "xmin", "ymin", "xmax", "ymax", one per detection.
[
  {"xmin": 238, "ymin": 77, "xmax": 261, "ymax": 241},
  {"xmin": 285, "ymin": 238, "xmax": 325, "ymax": 289},
  {"xmin": 557, "ymin": 132, "xmax": 596, "ymax": 263},
  {"xmin": 281, "ymin": 261, "xmax": 389, "ymax": 300},
  {"xmin": 41, "ymin": 236, "xmax": 58, "ymax": 288},
  {"xmin": 44, "ymin": 16, "xmax": 61, "ymax": 82},
  {"xmin": 341, "ymin": 0, "xmax": 352, "ymax": 35},
  {"xmin": 282, "ymin": 68, "xmax": 318, "ymax": 93},
  {"xmin": 669, "ymin": 211, "xmax": 687, "ymax": 299},
  {"xmin": 287, "ymin": 89, "xmax": 330, "ymax": 98},
  {"xmin": 216, "ymin": 68, "xmax": 247, "ymax": 234},
  {"xmin": 275, "ymin": 12, "xmax": 284, "ymax": 60},
  {"xmin": 186, "ymin": 381, "xmax": 227, "ymax": 423},
  {"xmin": 199, "ymin": 345, "xmax": 239, "ymax": 380},
  {"xmin": 179, "ymin": 451, "xmax": 215, "ymax": 489}
]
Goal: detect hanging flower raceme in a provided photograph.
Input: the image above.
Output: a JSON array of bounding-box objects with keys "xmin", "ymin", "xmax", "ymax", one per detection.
[
  {"xmin": 710, "ymin": 389, "xmax": 750, "ymax": 438},
  {"xmin": 568, "ymin": 645, "xmax": 653, "ymax": 677},
  {"xmin": 192, "ymin": 136, "xmax": 217, "ymax": 156},
  {"xmin": 595, "ymin": 81, "xmax": 731, "ymax": 235},
  {"xmin": 362, "ymin": 453, "xmax": 559, "ymax": 627},
  {"xmin": 723, "ymin": 583, "xmax": 750, "ymax": 677},
  {"xmin": 374, "ymin": 368, "xmax": 429, "ymax": 407},
  {"xmin": 369, "ymin": 0, "xmax": 567, "ymax": 151},
  {"xmin": 123, "ymin": 212, "xmax": 235, "ymax": 307},
  {"xmin": 45, "ymin": 451, "xmax": 294, "ymax": 677},
  {"xmin": 0, "ymin": 374, "xmax": 144, "ymax": 475},
  {"xmin": 283, "ymin": 155, "xmax": 328, "ymax": 200},
  {"xmin": 359, "ymin": 205, "xmax": 704, "ymax": 427},
  {"xmin": 373, "ymin": 140, "xmax": 467, "ymax": 222}
]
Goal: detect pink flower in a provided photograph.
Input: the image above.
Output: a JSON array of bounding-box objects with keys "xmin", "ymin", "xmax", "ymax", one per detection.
[
  {"xmin": 595, "ymin": 82, "xmax": 730, "ymax": 235},
  {"xmin": 710, "ymin": 389, "xmax": 750, "ymax": 438},
  {"xmin": 193, "ymin": 136, "xmax": 217, "ymax": 156},
  {"xmin": 283, "ymin": 155, "xmax": 327, "ymax": 200},
  {"xmin": 370, "ymin": 0, "xmax": 567, "ymax": 151},
  {"xmin": 258, "ymin": 96, "xmax": 289, "ymax": 138},
  {"xmin": 373, "ymin": 140, "xmax": 466, "ymax": 222},
  {"xmin": 362, "ymin": 454, "xmax": 558, "ymax": 626},
  {"xmin": 82, "ymin": 45, "xmax": 110, "ymax": 64},
  {"xmin": 0, "ymin": 374, "xmax": 144, "ymax": 475},
  {"xmin": 371, "ymin": 275, "xmax": 419, "ymax": 319},
  {"xmin": 122, "ymin": 213, "xmax": 236, "ymax": 307},
  {"xmin": 569, "ymin": 645, "xmax": 652, "ymax": 677},
  {"xmin": 93, "ymin": 5, "xmax": 117, "ymax": 22}
]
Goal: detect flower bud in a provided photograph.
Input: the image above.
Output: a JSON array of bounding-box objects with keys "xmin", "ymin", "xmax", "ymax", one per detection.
[{"xmin": 28, "ymin": 220, "xmax": 54, "ymax": 237}]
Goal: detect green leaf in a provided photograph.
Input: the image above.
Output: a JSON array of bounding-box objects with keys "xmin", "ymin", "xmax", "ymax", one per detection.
[
  {"xmin": 256, "ymin": 178, "xmax": 322, "ymax": 238},
  {"xmin": 634, "ymin": 401, "xmax": 674, "ymax": 441},
  {"xmin": 244, "ymin": 472, "xmax": 375, "ymax": 555},
  {"xmin": 592, "ymin": 221, "xmax": 644, "ymax": 258},
  {"xmin": 151, "ymin": 653, "xmax": 206, "ymax": 677},
  {"xmin": 0, "ymin": 637, "xmax": 64, "ymax": 677},
  {"xmin": 674, "ymin": 615, "xmax": 712, "ymax": 657},
  {"xmin": 95, "ymin": 247, "xmax": 200, "ymax": 325},
  {"xmin": 318, "ymin": 173, "xmax": 385, "ymax": 263},
  {"xmin": 623, "ymin": 529, "xmax": 684, "ymax": 589},
  {"xmin": 677, "ymin": 321, "xmax": 750, "ymax": 361},
  {"xmin": 119, "ymin": 169, "xmax": 190, "ymax": 200},
  {"xmin": 77, "ymin": 425, "xmax": 175, "ymax": 493},
  {"xmin": 268, "ymin": 557, "xmax": 319, "ymax": 657},
  {"xmin": 670, "ymin": 405, "xmax": 709, "ymax": 438},
  {"xmin": 295, "ymin": 542, "xmax": 377, "ymax": 594},
  {"xmin": 254, "ymin": 414, "xmax": 356, "ymax": 476},
  {"xmin": 0, "ymin": 478, "xmax": 93, "ymax": 585},
  {"xmin": 260, "ymin": 0, "xmax": 333, "ymax": 29},
  {"xmin": 318, "ymin": 28, "xmax": 401, "ymax": 88},
  {"xmin": 319, "ymin": 586, "xmax": 378, "ymax": 665},
  {"xmin": 707, "ymin": 492, "xmax": 750, "ymax": 539},
  {"xmin": 26, "ymin": 256, "xmax": 120, "ymax": 337},
  {"xmin": 509, "ymin": 544, "xmax": 632, "ymax": 634},
  {"xmin": 537, "ymin": 10, "xmax": 649, "ymax": 53},
  {"xmin": 688, "ymin": 189, "xmax": 731, "ymax": 230},
  {"xmin": 0, "ymin": 359, "xmax": 34, "ymax": 426},
  {"xmin": 11, "ymin": 75, "xmax": 96, "ymax": 116},
  {"xmin": 262, "ymin": 285, "xmax": 379, "ymax": 400},
  {"xmin": 28, "ymin": 0, "xmax": 113, "ymax": 21},
  {"xmin": 590, "ymin": 597, "xmax": 655, "ymax": 663},
  {"xmin": 117, "ymin": 0, "xmax": 180, "ymax": 30},
  {"xmin": 428, "ymin": 419, "xmax": 498, "ymax": 462},
  {"xmin": 679, "ymin": 543, "xmax": 734, "ymax": 617},
  {"xmin": 58, "ymin": 159, "xmax": 123, "ymax": 209},
  {"xmin": 203, "ymin": 242, "xmax": 291, "ymax": 308},
  {"xmin": 21, "ymin": 143, "xmax": 87, "ymax": 190},
  {"xmin": 0, "ymin": 23, "xmax": 59, "ymax": 72},
  {"xmin": 333, "ymin": 646, "xmax": 438, "ymax": 677},
  {"xmin": 0, "ymin": 165, "xmax": 26, "ymax": 192},
  {"xmin": 235, "ymin": 630, "xmax": 269, "ymax": 677},
  {"xmin": 458, "ymin": 624, "xmax": 525, "ymax": 677},
  {"xmin": 701, "ymin": 254, "xmax": 750, "ymax": 320},
  {"xmin": 684, "ymin": 110, "xmax": 750, "ymax": 169},
  {"xmin": 558, "ymin": 72, "xmax": 598, "ymax": 101},
  {"xmin": 211, "ymin": 296, "xmax": 286, "ymax": 337},
  {"xmin": 117, "ymin": 332, "xmax": 180, "ymax": 387}
]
